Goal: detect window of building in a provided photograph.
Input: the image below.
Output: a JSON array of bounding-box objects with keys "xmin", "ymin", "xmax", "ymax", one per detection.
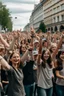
[
  {"xmin": 54, "ymin": 8, "xmax": 55, "ymax": 13},
  {"xmin": 61, "ymin": 15, "xmax": 64, "ymax": 21},
  {"xmin": 54, "ymin": 26, "xmax": 58, "ymax": 31},
  {"xmin": 54, "ymin": 8, "xmax": 57, "ymax": 13},
  {"xmin": 57, "ymin": 16, "xmax": 59, "ymax": 22},
  {"xmin": 61, "ymin": 4, "xmax": 64, "ymax": 10},
  {"xmin": 57, "ymin": 6, "xmax": 60, "ymax": 11},
  {"xmin": 53, "ymin": 17, "xmax": 56, "ymax": 23}
]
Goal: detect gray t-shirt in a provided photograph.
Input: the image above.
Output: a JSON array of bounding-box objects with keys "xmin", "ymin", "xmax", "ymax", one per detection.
[
  {"xmin": 7, "ymin": 66, "xmax": 25, "ymax": 96},
  {"xmin": 56, "ymin": 64, "xmax": 64, "ymax": 86},
  {"xmin": 37, "ymin": 63, "xmax": 53, "ymax": 89}
]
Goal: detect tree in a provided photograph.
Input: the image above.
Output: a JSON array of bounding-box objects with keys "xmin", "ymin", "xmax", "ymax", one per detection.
[
  {"xmin": 39, "ymin": 21, "xmax": 46, "ymax": 33},
  {"xmin": 0, "ymin": 2, "xmax": 12, "ymax": 31},
  {"xmin": 0, "ymin": 2, "xmax": 3, "ymax": 25}
]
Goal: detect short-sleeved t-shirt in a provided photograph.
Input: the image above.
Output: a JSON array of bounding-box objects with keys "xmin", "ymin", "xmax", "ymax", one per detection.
[
  {"xmin": 56, "ymin": 63, "xmax": 64, "ymax": 86},
  {"xmin": 37, "ymin": 63, "xmax": 53, "ymax": 89},
  {"xmin": 7, "ymin": 65, "xmax": 25, "ymax": 96}
]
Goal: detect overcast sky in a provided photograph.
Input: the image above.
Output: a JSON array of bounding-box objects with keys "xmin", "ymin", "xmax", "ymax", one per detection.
[{"xmin": 2, "ymin": 0, "xmax": 40, "ymax": 31}]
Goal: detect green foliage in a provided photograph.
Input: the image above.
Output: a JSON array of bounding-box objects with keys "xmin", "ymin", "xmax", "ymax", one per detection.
[
  {"xmin": 0, "ymin": 2, "xmax": 12, "ymax": 31},
  {"xmin": 39, "ymin": 21, "xmax": 46, "ymax": 33}
]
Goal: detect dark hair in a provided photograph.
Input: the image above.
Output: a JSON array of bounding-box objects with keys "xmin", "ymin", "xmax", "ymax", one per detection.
[
  {"xmin": 20, "ymin": 39, "xmax": 26, "ymax": 44},
  {"xmin": 9, "ymin": 52, "xmax": 14, "ymax": 66},
  {"xmin": 9, "ymin": 52, "xmax": 20, "ymax": 66},
  {"xmin": 28, "ymin": 39, "xmax": 31, "ymax": 43},
  {"xmin": 49, "ymin": 48, "xmax": 53, "ymax": 53},
  {"xmin": 19, "ymin": 45, "xmax": 23, "ymax": 54},
  {"xmin": 41, "ymin": 50, "xmax": 52, "ymax": 68},
  {"xmin": 56, "ymin": 51, "xmax": 63, "ymax": 70},
  {"xmin": 42, "ymin": 40, "xmax": 47, "ymax": 46}
]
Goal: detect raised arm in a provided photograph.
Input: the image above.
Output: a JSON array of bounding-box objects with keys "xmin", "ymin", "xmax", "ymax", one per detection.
[
  {"xmin": 30, "ymin": 27, "xmax": 40, "ymax": 41},
  {"xmin": 0, "ymin": 56, "xmax": 10, "ymax": 70},
  {"xmin": 37, "ymin": 38, "xmax": 42, "ymax": 64},
  {"xmin": 8, "ymin": 32, "xmax": 19, "ymax": 51},
  {"xmin": 21, "ymin": 46, "xmax": 33, "ymax": 64},
  {"xmin": 8, "ymin": 37, "xmax": 17, "ymax": 51},
  {"xmin": 0, "ymin": 34, "xmax": 9, "ymax": 48},
  {"xmin": 46, "ymin": 31, "xmax": 51, "ymax": 48},
  {"xmin": 21, "ymin": 50, "xmax": 29, "ymax": 63},
  {"xmin": 52, "ymin": 35, "xmax": 63, "ymax": 60}
]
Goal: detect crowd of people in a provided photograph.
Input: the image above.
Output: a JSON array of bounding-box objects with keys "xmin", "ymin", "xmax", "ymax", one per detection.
[{"xmin": 0, "ymin": 27, "xmax": 64, "ymax": 96}]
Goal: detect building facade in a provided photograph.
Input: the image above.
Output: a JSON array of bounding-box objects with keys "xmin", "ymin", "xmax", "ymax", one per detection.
[
  {"xmin": 24, "ymin": 23, "xmax": 30, "ymax": 32},
  {"xmin": 30, "ymin": 2, "xmax": 44, "ymax": 31},
  {"xmin": 43, "ymin": 0, "xmax": 64, "ymax": 32},
  {"xmin": 30, "ymin": 0, "xmax": 64, "ymax": 32}
]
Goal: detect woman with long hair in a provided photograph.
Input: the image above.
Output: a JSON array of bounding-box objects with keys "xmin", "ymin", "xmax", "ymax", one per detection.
[
  {"xmin": 37, "ymin": 38, "xmax": 54, "ymax": 96},
  {"xmin": 0, "ymin": 48, "xmax": 31, "ymax": 96},
  {"xmin": 55, "ymin": 50, "xmax": 64, "ymax": 96}
]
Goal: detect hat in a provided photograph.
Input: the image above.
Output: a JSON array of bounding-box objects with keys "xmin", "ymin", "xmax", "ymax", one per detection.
[
  {"xmin": 32, "ymin": 50, "xmax": 38, "ymax": 55},
  {"xmin": 0, "ymin": 44, "xmax": 5, "ymax": 49},
  {"xmin": 42, "ymin": 38, "xmax": 47, "ymax": 41},
  {"xmin": 33, "ymin": 39, "xmax": 39, "ymax": 44}
]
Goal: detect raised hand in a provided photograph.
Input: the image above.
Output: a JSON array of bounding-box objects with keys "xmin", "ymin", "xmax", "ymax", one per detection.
[
  {"xmin": 28, "ymin": 45, "xmax": 33, "ymax": 51},
  {"xmin": 30, "ymin": 26, "xmax": 35, "ymax": 38},
  {"xmin": 13, "ymin": 31, "xmax": 19, "ymax": 39}
]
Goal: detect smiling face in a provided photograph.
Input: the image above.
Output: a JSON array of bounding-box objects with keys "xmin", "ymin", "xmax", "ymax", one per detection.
[
  {"xmin": 41, "ymin": 49, "xmax": 50, "ymax": 61},
  {"xmin": 10, "ymin": 52, "xmax": 20, "ymax": 68},
  {"xmin": 51, "ymin": 46, "xmax": 57, "ymax": 53},
  {"xmin": 43, "ymin": 50, "xmax": 50, "ymax": 60},
  {"xmin": 21, "ymin": 44, "xmax": 26, "ymax": 53}
]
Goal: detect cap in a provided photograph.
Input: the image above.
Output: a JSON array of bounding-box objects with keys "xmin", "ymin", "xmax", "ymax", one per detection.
[
  {"xmin": 42, "ymin": 38, "xmax": 47, "ymax": 41},
  {"xmin": 33, "ymin": 39, "xmax": 39, "ymax": 44},
  {"xmin": 32, "ymin": 50, "xmax": 38, "ymax": 55}
]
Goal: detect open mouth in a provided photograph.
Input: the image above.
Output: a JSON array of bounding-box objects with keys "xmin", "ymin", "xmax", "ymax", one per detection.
[
  {"xmin": 13, "ymin": 60, "xmax": 20, "ymax": 63},
  {"xmin": 44, "ymin": 56, "xmax": 49, "ymax": 59}
]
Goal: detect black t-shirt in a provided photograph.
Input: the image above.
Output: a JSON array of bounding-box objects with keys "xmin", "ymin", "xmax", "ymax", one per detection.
[
  {"xmin": 23, "ymin": 60, "xmax": 35, "ymax": 85},
  {"xmin": 1, "ymin": 69, "xmax": 8, "ymax": 86},
  {"xmin": 1, "ymin": 56, "xmax": 8, "ymax": 87}
]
